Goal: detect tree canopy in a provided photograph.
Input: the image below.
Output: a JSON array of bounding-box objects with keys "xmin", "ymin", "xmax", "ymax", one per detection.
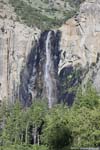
[{"xmin": 0, "ymin": 84, "xmax": 100, "ymax": 150}]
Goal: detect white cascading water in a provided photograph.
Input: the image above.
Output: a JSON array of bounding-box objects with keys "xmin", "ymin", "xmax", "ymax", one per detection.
[{"xmin": 45, "ymin": 31, "xmax": 57, "ymax": 108}]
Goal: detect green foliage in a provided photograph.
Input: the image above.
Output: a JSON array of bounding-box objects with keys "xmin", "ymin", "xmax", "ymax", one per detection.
[
  {"xmin": 74, "ymin": 82, "xmax": 100, "ymax": 109},
  {"xmin": 9, "ymin": 0, "xmax": 63, "ymax": 30},
  {"xmin": 0, "ymin": 100, "xmax": 48, "ymax": 146},
  {"xmin": 32, "ymin": 144, "xmax": 48, "ymax": 150},
  {"xmin": 70, "ymin": 83, "xmax": 100, "ymax": 147},
  {"xmin": 1, "ymin": 102, "xmax": 23, "ymax": 145},
  {"xmin": 69, "ymin": 107, "xmax": 100, "ymax": 147},
  {"xmin": 0, "ymin": 144, "xmax": 48, "ymax": 150},
  {"xmin": 0, "ymin": 84, "xmax": 100, "ymax": 149},
  {"xmin": 29, "ymin": 100, "xmax": 48, "ymax": 126},
  {"xmin": 9, "ymin": 0, "xmax": 82, "ymax": 30},
  {"xmin": 42, "ymin": 105, "xmax": 73, "ymax": 150}
]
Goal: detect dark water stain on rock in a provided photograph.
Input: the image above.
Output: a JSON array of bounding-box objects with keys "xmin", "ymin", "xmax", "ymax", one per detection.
[{"xmin": 19, "ymin": 30, "xmax": 61, "ymax": 107}]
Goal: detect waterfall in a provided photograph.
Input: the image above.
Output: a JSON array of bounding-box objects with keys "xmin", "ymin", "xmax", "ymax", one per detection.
[
  {"xmin": 45, "ymin": 31, "xmax": 57, "ymax": 108},
  {"xmin": 20, "ymin": 30, "xmax": 60, "ymax": 106}
]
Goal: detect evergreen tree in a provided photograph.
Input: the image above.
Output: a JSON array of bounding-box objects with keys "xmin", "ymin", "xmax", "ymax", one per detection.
[{"xmin": 42, "ymin": 105, "xmax": 73, "ymax": 150}]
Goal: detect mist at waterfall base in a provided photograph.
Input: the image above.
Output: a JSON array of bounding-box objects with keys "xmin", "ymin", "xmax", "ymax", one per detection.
[{"xmin": 19, "ymin": 30, "xmax": 82, "ymax": 107}]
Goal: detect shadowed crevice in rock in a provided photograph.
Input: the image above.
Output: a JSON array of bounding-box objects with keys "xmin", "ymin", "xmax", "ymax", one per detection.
[{"xmin": 59, "ymin": 66, "xmax": 83, "ymax": 106}]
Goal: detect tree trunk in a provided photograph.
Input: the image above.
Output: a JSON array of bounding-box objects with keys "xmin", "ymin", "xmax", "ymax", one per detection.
[
  {"xmin": 25, "ymin": 122, "xmax": 29, "ymax": 144},
  {"xmin": 32, "ymin": 125, "xmax": 37, "ymax": 144},
  {"xmin": 37, "ymin": 134, "xmax": 40, "ymax": 145}
]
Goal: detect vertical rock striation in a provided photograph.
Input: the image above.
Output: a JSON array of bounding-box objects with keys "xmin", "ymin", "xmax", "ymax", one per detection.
[
  {"xmin": 0, "ymin": 0, "xmax": 40, "ymax": 103},
  {"xmin": 58, "ymin": 0, "xmax": 100, "ymax": 103},
  {"xmin": 0, "ymin": 20, "xmax": 40, "ymax": 103},
  {"xmin": 1, "ymin": 0, "xmax": 100, "ymax": 106}
]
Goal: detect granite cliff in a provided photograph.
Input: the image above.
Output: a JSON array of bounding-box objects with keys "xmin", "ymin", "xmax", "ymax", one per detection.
[
  {"xmin": 0, "ymin": 0, "xmax": 100, "ymax": 106},
  {"xmin": 59, "ymin": 0, "xmax": 100, "ymax": 104},
  {"xmin": 0, "ymin": 0, "xmax": 40, "ymax": 103}
]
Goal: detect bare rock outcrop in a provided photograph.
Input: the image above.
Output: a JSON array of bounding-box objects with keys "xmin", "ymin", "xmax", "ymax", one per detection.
[
  {"xmin": 0, "ymin": 0, "xmax": 100, "ymax": 105},
  {"xmin": 59, "ymin": 0, "xmax": 100, "ymax": 91},
  {"xmin": 0, "ymin": 1, "xmax": 40, "ymax": 103}
]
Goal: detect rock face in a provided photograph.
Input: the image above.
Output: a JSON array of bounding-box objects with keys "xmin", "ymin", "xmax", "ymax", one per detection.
[
  {"xmin": 59, "ymin": 0, "xmax": 100, "ymax": 70},
  {"xmin": 0, "ymin": 0, "xmax": 40, "ymax": 103},
  {"xmin": 58, "ymin": 0, "xmax": 100, "ymax": 99},
  {"xmin": 19, "ymin": 30, "xmax": 61, "ymax": 107},
  {"xmin": 0, "ymin": 0, "xmax": 100, "ymax": 106}
]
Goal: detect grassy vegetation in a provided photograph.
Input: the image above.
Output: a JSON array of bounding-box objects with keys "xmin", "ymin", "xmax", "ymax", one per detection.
[
  {"xmin": 0, "ymin": 145, "xmax": 48, "ymax": 150},
  {"xmin": 9, "ymin": 0, "xmax": 79, "ymax": 30}
]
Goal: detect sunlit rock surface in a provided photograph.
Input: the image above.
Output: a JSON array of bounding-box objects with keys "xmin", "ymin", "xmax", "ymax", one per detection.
[
  {"xmin": 0, "ymin": 0, "xmax": 100, "ymax": 105},
  {"xmin": 59, "ymin": 0, "xmax": 100, "ymax": 94},
  {"xmin": 0, "ymin": 0, "xmax": 40, "ymax": 103}
]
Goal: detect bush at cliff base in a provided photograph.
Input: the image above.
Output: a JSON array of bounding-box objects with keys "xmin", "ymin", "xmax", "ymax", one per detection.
[{"xmin": 0, "ymin": 144, "xmax": 48, "ymax": 150}]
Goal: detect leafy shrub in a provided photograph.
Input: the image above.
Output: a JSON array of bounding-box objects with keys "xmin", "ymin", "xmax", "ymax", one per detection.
[{"xmin": 0, "ymin": 144, "xmax": 48, "ymax": 150}]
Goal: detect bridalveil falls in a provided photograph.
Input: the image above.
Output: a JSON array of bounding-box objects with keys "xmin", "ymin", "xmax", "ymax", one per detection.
[
  {"xmin": 19, "ymin": 30, "xmax": 82, "ymax": 107},
  {"xmin": 45, "ymin": 31, "xmax": 57, "ymax": 108},
  {"xmin": 20, "ymin": 30, "xmax": 60, "ymax": 107}
]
